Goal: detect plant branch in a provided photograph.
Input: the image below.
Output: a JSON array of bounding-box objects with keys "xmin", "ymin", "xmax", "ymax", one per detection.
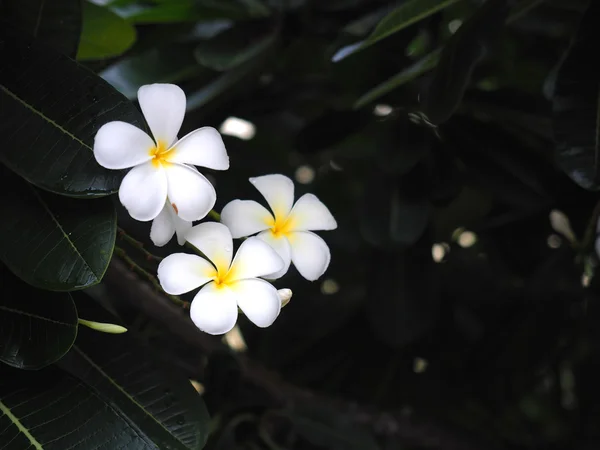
[
  {"xmin": 104, "ymin": 258, "xmax": 509, "ymax": 450},
  {"xmin": 117, "ymin": 227, "xmax": 163, "ymax": 262},
  {"xmin": 113, "ymin": 246, "xmax": 187, "ymax": 308}
]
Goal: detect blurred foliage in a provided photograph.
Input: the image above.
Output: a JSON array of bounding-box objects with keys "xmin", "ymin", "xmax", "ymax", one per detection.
[{"xmin": 2, "ymin": 0, "xmax": 600, "ymax": 449}]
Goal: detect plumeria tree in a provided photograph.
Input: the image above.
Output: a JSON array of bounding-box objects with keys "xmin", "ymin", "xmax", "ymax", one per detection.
[{"xmin": 2, "ymin": 0, "xmax": 600, "ymax": 449}]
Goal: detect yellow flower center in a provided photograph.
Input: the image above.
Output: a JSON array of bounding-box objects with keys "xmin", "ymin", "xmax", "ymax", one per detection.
[
  {"xmin": 210, "ymin": 265, "xmax": 237, "ymax": 289},
  {"xmin": 267, "ymin": 213, "xmax": 295, "ymax": 238},
  {"xmin": 149, "ymin": 140, "xmax": 171, "ymax": 168}
]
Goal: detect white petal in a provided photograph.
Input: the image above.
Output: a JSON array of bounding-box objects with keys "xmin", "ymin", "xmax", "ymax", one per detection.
[
  {"xmin": 118, "ymin": 161, "xmax": 167, "ymax": 221},
  {"xmin": 157, "ymin": 253, "xmax": 215, "ymax": 295},
  {"xmin": 185, "ymin": 222, "xmax": 234, "ymax": 271},
  {"xmin": 190, "ymin": 282, "xmax": 238, "ymax": 335},
  {"xmin": 229, "ymin": 237, "xmax": 284, "ymax": 281},
  {"xmin": 93, "ymin": 121, "xmax": 154, "ymax": 169},
  {"xmin": 288, "ymin": 231, "xmax": 331, "ymax": 281},
  {"xmin": 164, "ymin": 163, "xmax": 216, "ymax": 221},
  {"xmin": 166, "ymin": 203, "xmax": 193, "ymax": 246},
  {"xmin": 288, "ymin": 193, "xmax": 337, "ymax": 231},
  {"xmin": 232, "ymin": 279, "xmax": 280, "ymax": 328},
  {"xmin": 256, "ymin": 230, "xmax": 291, "ymax": 279},
  {"xmin": 165, "ymin": 127, "xmax": 229, "ymax": 170},
  {"xmin": 249, "ymin": 174, "xmax": 295, "ymax": 219},
  {"xmin": 221, "ymin": 200, "xmax": 272, "ymax": 238},
  {"xmin": 138, "ymin": 83, "xmax": 186, "ymax": 147},
  {"xmin": 150, "ymin": 202, "xmax": 175, "ymax": 247}
]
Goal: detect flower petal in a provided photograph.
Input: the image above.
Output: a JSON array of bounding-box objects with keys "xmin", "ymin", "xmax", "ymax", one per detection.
[
  {"xmin": 190, "ymin": 282, "xmax": 238, "ymax": 335},
  {"xmin": 229, "ymin": 237, "xmax": 284, "ymax": 281},
  {"xmin": 157, "ymin": 253, "xmax": 215, "ymax": 295},
  {"xmin": 185, "ymin": 222, "xmax": 234, "ymax": 271},
  {"xmin": 164, "ymin": 163, "xmax": 216, "ymax": 221},
  {"xmin": 232, "ymin": 279, "xmax": 280, "ymax": 328},
  {"xmin": 288, "ymin": 193, "xmax": 337, "ymax": 231},
  {"xmin": 118, "ymin": 161, "xmax": 167, "ymax": 221},
  {"xmin": 256, "ymin": 230, "xmax": 291, "ymax": 279},
  {"xmin": 150, "ymin": 202, "xmax": 175, "ymax": 247},
  {"xmin": 165, "ymin": 127, "xmax": 229, "ymax": 170},
  {"xmin": 249, "ymin": 174, "xmax": 295, "ymax": 219},
  {"xmin": 221, "ymin": 200, "xmax": 272, "ymax": 238},
  {"xmin": 288, "ymin": 231, "xmax": 331, "ymax": 281},
  {"xmin": 167, "ymin": 203, "xmax": 193, "ymax": 246},
  {"xmin": 138, "ymin": 83, "xmax": 186, "ymax": 147},
  {"xmin": 93, "ymin": 121, "xmax": 154, "ymax": 170}
]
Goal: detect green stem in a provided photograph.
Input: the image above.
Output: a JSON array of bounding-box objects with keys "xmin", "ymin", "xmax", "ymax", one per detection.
[
  {"xmin": 113, "ymin": 246, "xmax": 187, "ymax": 308},
  {"xmin": 208, "ymin": 209, "xmax": 221, "ymax": 221},
  {"xmin": 117, "ymin": 227, "xmax": 163, "ymax": 262},
  {"xmin": 579, "ymin": 200, "xmax": 600, "ymax": 252}
]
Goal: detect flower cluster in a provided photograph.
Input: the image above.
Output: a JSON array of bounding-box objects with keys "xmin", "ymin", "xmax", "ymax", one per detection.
[{"xmin": 94, "ymin": 84, "xmax": 337, "ymax": 335}]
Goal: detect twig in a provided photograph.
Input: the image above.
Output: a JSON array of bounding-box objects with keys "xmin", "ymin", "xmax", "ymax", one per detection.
[
  {"xmin": 104, "ymin": 258, "xmax": 509, "ymax": 450},
  {"xmin": 117, "ymin": 227, "xmax": 163, "ymax": 262},
  {"xmin": 113, "ymin": 246, "xmax": 187, "ymax": 308}
]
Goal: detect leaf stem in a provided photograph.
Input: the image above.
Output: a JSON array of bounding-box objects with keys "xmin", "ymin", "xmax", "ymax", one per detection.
[
  {"xmin": 113, "ymin": 246, "xmax": 188, "ymax": 308},
  {"xmin": 117, "ymin": 227, "xmax": 163, "ymax": 262}
]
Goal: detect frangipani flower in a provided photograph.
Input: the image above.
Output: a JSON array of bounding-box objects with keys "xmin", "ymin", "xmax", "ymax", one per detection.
[
  {"xmin": 150, "ymin": 200, "xmax": 192, "ymax": 247},
  {"xmin": 221, "ymin": 174, "xmax": 337, "ymax": 281},
  {"xmin": 94, "ymin": 83, "xmax": 229, "ymax": 222},
  {"xmin": 157, "ymin": 222, "xmax": 284, "ymax": 335}
]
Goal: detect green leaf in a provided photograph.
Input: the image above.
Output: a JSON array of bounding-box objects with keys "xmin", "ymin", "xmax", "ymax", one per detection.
[
  {"xmin": 353, "ymin": 0, "xmax": 545, "ymax": 107},
  {"xmin": 0, "ymin": 168, "xmax": 116, "ymax": 291},
  {"xmin": 360, "ymin": 167, "xmax": 431, "ymax": 248},
  {"xmin": 58, "ymin": 295, "xmax": 211, "ymax": 449},
  {"xmin": 0, "ymin": 314, "xmax": 210, "ymax": 449},
  {"xmin": 353, "ymin": 49, "xmax": 441, "ymax": 109},
  {"xmin": 0, "ymin": 0, "xmax": 82, "ymax": 57},
  {"xmin": 115, "ymin": 0, "xmax": 257, "ymax": 24},
  {"xmin": 76, "ymin": 1, "xmax": 137, "ymax": 60},
  {"xmin": 0, "ymin": 31, "xmax": 146, "ymax": 197},
  {"xmin": 366, "ymin": 236, "xmax": 440, "ymax": 347},
  {"xmin": 421, "ymin": 0, "xmax": 509, "ymax": 125},
  {"xmin": 194, "ymin": 21, "xmax": 277, "ymax": 71},
  {"xmin": 100, "ymin": 44, "xmax": 203, "ymax": 99},
  {"xmin": 0, "ymin": 267, "xmax": 78, "ymax": 370},
  {"xmin": 332, "ymin": 0, "xmax": 462, "ymax": 62},
  {"xmin": 552, "ymin": 1, "xmax": 600, "ymax": 191}
]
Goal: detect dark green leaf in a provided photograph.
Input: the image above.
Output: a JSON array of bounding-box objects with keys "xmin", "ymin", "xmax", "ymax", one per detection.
[
  {"xmin": 360, "ymin": 167, "xmax": 431, "ymax": 248},
  {"xmin": 0, "ymin": 316, "xmax": 210, "ymax": 449},
  {"xmin": 421, "ymin": 0, "xmax": 510, "ymax": 125},
  {"xmin": 58, "ymin": 295, "xmax": 210, "ymax": 449},
  {"xmin": 194, "ymin": 21, "xmax": 277, "ymax": 71},
  {"xmin": 294, "ymin": 110, "xmax": 372, "ymax": 154},
  {"xmin": 0, "ymin": 0, "xmax": 81, "ymax": 57},
  {"xmin": 186, "ymin": 53, "xmax": 269, "ymax": 112},
  {"xmin": 332, "ymin": 0, "xmax": 462, "ymax": 62},
  {"xmin": 0, "ymin": 31, "xmax": 146, "ymax": 196},
  {"xmin": 76, "ymin": 1, "xmax": 137, "ymax": 61},
  {"xmin": 366, "ymin": 235, "xmax": 440, "ymax": 347},
  {"xmin": 353, "ymin": 49, "xmax": 441, "ymax": 109},
  {"xmin": 0, "ymin": 267, "xmax": 78, "ymax": 370},
  {"xmin": 116, "ymin": 0, "xmax": 259, "ymax": 24},
  {"xmin": 354, "ymin": 0, "xmax": 544, "ymax": 108},
  {"xmin": 552, "ymin": 1, "xmax": 600, "ymax": 191},
  {"xmin": 100, "ymin": 44, "xmax": 203, "ymax": 99},
  {"xmin": 0, "ymin": 168, "xmax": 116, "ymax": 291}
]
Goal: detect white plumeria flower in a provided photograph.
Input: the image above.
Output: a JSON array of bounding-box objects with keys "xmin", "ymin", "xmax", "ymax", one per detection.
[
  {"xmin": 157, "ymin": 222, "xmax": 284, "ymax": 335},
  {"xmin": 94, "ymin": 83, "xmax": 229, "ymax": 222},
  {"xmin": 220, "ymin": 174, "xmax": 337, "ymax": 281},
  {"xmin": 150, "ymin": 200, "xmax": 192, "ymax": 247}
]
